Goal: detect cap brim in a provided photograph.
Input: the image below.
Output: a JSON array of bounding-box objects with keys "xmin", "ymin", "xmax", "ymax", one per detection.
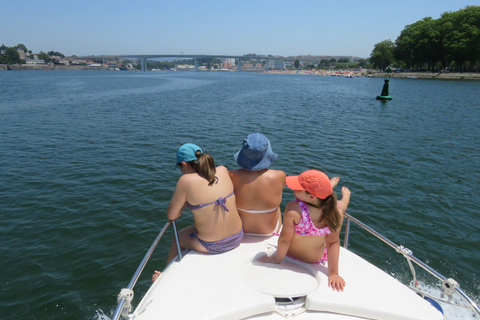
[{"xmin": 285, "ymin": 175, "xmax": 305, "ymax": 190}]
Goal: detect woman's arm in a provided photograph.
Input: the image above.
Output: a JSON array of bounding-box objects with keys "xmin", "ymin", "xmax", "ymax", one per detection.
[{"xmin": 166, "ymin": 178, "xmax": 188, "ymax": 221}]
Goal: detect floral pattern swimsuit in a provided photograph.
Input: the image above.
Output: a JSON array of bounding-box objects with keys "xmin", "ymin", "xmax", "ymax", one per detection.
[{"xmin": 294, "ymin": 199, "xmax": 341, "ymax": 263}]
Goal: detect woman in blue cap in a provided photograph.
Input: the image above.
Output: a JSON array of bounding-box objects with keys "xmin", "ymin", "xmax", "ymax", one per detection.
[
  {"xmin": 153, "ymin": 143, "xmax": 243, "ymax": 280},
  {"xmin": 229, "ymin": 133, "xmax": 286, "ymax": 235}
]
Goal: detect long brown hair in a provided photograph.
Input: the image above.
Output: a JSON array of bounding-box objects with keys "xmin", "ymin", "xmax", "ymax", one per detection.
[
  {"xmin": 187, "ymin": 150, "xmax": 217, "ymax": 185},
  {"xmin": 312, "ymin": 192, "xmax": 342, "ymax": 232}
]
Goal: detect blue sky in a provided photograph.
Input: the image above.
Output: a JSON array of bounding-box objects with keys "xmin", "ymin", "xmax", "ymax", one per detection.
[{"xmin": 2, "ymin": 0, "xmax": 478, "ymax": 58}]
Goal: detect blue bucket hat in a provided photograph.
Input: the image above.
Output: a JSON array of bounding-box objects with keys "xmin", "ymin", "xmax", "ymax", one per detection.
[
  {"xmin": 234, "ymin": 133, "xmax": 278, "ymax": 171},
  {"xmin": 177, "ymin": 143, "xmax": 203, "ymax": 163}
]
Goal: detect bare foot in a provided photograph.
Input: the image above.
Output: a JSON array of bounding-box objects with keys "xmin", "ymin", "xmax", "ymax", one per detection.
[
  {"xmin": 330, "ymin": 177, "xmax": 340, "ymax": 188},
  {"xmin": 152, "ymin": 270, "xmax": 161, "ymax": 282},
  {"xmin": 341, "ymin": 186, "xmax": 351, "ymax": 199}
]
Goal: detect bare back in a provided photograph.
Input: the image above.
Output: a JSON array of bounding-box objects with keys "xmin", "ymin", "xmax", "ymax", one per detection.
[
  {"xmin": 229, "ymin": 168, "xmax": 286, "ymax": 234},
  {"xmin": 167, "ymin": 166, "xmax": 242, "ymax": 242},
  {"xmin": 288, "ymin": 202, "xmax": 329, "ymax": 263}
]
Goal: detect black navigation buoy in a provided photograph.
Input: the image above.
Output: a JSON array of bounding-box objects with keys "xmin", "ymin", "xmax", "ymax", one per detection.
[{"xmin": 376, "ymin": 77, "xmax": 393, "ymax": 100}]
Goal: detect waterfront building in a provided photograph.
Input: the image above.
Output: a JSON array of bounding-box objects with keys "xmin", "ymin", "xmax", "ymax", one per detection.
[
  {"xmin": 267, "ymin": 59, "xmax": 286, "ymax": 70},
  {"xmin": 17, "ymin": 48, "xmax": 26, "ymax": 60},
  {"xmin": 25, "ymin": 59, "xmax": 45, "ymax": 64}
]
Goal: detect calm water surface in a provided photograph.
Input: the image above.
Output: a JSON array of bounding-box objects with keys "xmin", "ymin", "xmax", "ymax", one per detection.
[{"xmin": 1, "ymin": 70, "xmax": 479, "ymax": 319}]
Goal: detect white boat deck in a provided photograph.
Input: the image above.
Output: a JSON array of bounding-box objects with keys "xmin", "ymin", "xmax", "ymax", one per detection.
[{"xmin": 131, "ymin": 234, "xmax": 443, "ymax": 320}]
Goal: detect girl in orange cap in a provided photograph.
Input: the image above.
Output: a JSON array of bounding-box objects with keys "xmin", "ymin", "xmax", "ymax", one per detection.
[{"xmin": 259, "ymin": 169, "xmax": 350, "ymax": 292}]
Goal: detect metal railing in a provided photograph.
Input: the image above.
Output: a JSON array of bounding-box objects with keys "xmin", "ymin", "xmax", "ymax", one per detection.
[
  {"xmin": 343, "ymin": 212, "xmax": 480, "ymax": 317},
  {"xmin": 111, "ymin": 215, "xmax": 479, "ymax": 319},
  {"xmin": 112, "ymin": 220, "xmax": 182, "ymax": 320}
]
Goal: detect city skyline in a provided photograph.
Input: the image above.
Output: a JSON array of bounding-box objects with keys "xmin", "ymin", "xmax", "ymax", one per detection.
[{"xmin": 1, "ymin": 0, "xmax": 477, "ymax": 59}]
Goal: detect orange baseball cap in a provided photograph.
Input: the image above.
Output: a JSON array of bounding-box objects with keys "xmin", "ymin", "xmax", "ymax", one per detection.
[{"xmin": 286, "ymin": 170, "xmax": 332, "ymax": 199}]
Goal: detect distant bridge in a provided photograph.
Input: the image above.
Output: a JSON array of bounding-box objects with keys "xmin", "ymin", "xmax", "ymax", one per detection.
[{"xmin": 75, "ymin": 54, "xmax": 321, "ymax": 71}]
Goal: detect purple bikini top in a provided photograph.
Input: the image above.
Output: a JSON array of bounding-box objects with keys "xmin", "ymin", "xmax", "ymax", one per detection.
[{"xmin": 186, "ymin": 191, "xmax": 234, "ymax": 212}]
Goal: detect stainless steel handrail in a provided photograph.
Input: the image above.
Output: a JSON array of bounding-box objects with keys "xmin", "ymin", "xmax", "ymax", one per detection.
[
  {"xmin": 112, "ymin": 220, "xmax": 182, "ymax": 320},
  {"xmin": 343, "ymin": 212, "xmax": 480, "ymax": 317}
]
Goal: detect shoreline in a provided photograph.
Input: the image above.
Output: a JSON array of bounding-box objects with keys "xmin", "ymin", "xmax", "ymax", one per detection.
[
  {"xmin": 2, "ymin": 64, "xmax": 479, "ymax": 80},
  {"xmin": 365, "ymin": 71, "xmax": 480, "ymax": 80},
  {"xmin": 0, "ymin": 64, "xmax": 135, "ymax": 71},
  {"xmin": 261, "ymin": 70, "xmax": 480, "ymax": 80}
]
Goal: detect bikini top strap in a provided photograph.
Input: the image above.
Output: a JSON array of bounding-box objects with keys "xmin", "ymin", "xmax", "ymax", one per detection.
[{"xmin": 186, "ymin": 191, "xmax": 234, "ymax": 211}]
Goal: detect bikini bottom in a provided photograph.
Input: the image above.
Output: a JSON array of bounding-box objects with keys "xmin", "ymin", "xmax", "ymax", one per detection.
[{"xmin": 189, "ymin": 229, "xmax": 244, "ymax": 254}]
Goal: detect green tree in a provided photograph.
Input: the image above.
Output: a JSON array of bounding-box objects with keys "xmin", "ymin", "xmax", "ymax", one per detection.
[
  {"xmin": 392, "ymin": 5, "xmax": 480, "ymax": 71},
  {"xmin": 370, "ymin": 39, "xmax": 394, "ymax": 69},
  {"xmin": 357, "ymin": 59, "xmax": 368, "ymax": 67},
  {"xmin": 294, "ymin": 59, "xmax": 300, "ymax": 68},
  {"xmin": 330, "ymin": 58, "xmax": 337, "ymax": 63},
  {"xmin": 338, "ymin": 57, "xmax": 349, "ymax": 63},
  {"xmin": 47, "ymin": 51, "xmax": 65, "ymax": 58},
  {"xmin": 440, "ymin": 6, "xmax": 480, "ymax": 71},
  {"xmin": 394, "ymin": 17, "xmax": 441, "ymax": 70},
  {"xmin": 0, "ymin": 47, "xmax": 20, "ymax": 64},
  {"xmin": 38, "ymin": 51, "xmax": 51, "ymax": 62},
  {"xmin": 16, "ymin": 44, "xmax": 27, "ymax": 52}
]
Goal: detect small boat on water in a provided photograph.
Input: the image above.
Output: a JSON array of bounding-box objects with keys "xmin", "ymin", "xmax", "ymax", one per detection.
[{"xmin": 112, "ymin": 213, "xmax": 479, "ymax": 320}]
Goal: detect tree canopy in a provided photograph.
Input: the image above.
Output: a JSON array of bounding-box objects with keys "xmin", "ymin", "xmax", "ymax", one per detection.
[
  {"xmin": 371, "ymin": 6, "xmax": 480, "ymax": 71},
  {"xmin": 47, "ymin": 51, "xmax": 65, "ymax": 58},
  {"xmin": 38, "ymin": 51, "xmax": 51, "ymax": 62},
  {"xmin": 0, "ymin": 47, "xmax": 20, "ymax": 64},
  {"xmin": 16, "ymin": 44, "xmax": 27, "ymax": 51},
  {"xmin": 370, "ymin": 40, "xmax": 394, "ymax": 69}
]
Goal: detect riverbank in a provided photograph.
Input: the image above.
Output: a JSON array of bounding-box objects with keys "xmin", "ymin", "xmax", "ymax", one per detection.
[
  {"xmin": 0, "ymin": 64, "xmax": 136, "ymax": 71},
  {"xmin": 260, "ymin": 69, "xmax": 480, "ymax": 80},
  {"xmin": 2, "ymin": 64, "xmax": 479, "ymax": 80},
  {"xmin": 366, "ymin": 71, "xmax": 480, "ymax": 80}
]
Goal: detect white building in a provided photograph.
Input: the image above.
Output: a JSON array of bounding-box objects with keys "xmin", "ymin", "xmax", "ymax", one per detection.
[{"xmin": 25, "ymin": 59, "xmax": 45, "ymax": 64}]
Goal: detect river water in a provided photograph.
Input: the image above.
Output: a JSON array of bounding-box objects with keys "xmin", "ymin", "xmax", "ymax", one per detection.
[{"xmin": 1, "ymin": 70, "xmax": 479, "ymax": 319}]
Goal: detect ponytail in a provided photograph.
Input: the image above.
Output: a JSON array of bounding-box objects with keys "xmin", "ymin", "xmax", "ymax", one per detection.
[
  {"xmin": 317, "ymin": 192, "xmax": 342, "ymax": 232},
  {"xmin": 188, "ymin": 150, "xmax": 217, "ymax": 185}
]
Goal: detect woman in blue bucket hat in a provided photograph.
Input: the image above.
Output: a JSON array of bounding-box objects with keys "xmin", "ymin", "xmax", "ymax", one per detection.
[{"xmin": 229, "ymin": 133, "xmax": 286, "ymax": 235}]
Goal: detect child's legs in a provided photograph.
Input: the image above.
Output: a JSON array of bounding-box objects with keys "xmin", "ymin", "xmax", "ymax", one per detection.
[{"xmin": 167, "ymin": 225, "xmax": 208, "ymax": 263}]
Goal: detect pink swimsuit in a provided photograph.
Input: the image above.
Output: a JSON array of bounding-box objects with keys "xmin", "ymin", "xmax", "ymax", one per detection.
[{"xmin": 294, "ymin": 200, "xmax": 341, "ymax": 263}]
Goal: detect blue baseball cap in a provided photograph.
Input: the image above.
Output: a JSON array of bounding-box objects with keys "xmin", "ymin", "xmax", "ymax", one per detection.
[
  {"xmin": 234, "ymin": 133, "xmax": 278, "ymax": 171},
  {"xmin": 177, "ymin": 143, "xmax": 202, "ymax": 163}
]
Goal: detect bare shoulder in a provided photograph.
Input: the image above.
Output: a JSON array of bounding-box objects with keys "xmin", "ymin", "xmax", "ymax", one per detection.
[
  {"xmin": 217, "ymin": 166, "xmax": 232, "ymax": 180},
  {"xmin": 175, "ymin": 174, "xmax": 193, "ymax": 193},
  {"xmin": 284, "ymin": 200, "xmax": 301, "ymax": 218},
  {"xmin": 265, "ymin": 169, "xmax": 286, "ymax": 181},
  {"xmin": 177, "ymin": 172, "xmax": 197, "ymax": 185},
  {"xmin": 216, "ymin": 165, "xmax": 229, "ymax": 173},
  {"xmin": 285, "ymin": 200, "xmax": 300, "ymax": 210},
  {"xmin": 283, "ymin": 205, "xmax": 300, "ymax": 226}
]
